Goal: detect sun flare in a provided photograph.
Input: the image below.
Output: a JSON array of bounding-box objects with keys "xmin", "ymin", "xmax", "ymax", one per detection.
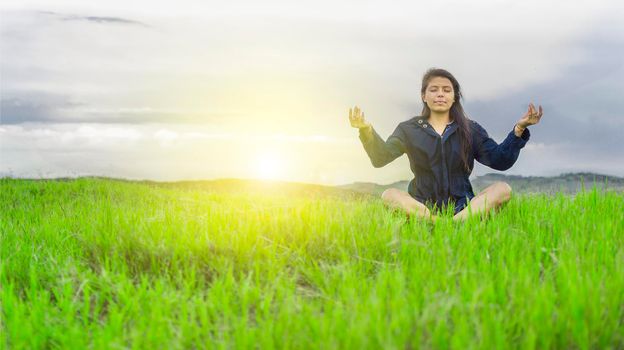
[{"xmin": 253, "ymin": 150, "xmax": 285, "ymax": 180}]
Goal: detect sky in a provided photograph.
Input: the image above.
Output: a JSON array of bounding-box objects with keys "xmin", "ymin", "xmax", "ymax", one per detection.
[{"xmin": 1, "ymin": 0, "xmax": 623, "ymax": 185}]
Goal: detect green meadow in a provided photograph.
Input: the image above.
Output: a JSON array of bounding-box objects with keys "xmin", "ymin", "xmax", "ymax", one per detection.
[{"xmin": 1, "ymin": 178, "xmax": 623, "ymax": 349}]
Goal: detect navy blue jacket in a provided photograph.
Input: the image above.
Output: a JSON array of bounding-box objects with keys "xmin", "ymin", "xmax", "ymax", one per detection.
[{"xmin": 359, "ymin": 116, "xmax": 530, "ymax": 208}]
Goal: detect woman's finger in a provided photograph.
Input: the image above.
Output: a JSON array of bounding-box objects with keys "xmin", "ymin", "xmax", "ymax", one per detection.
[{"xmin": 535, "ymin": 105, "xmax": 542, "ymax": 121}]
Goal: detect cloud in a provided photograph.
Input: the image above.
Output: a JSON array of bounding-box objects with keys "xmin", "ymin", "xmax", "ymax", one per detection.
[
  {"xmin": 0, "ymin": 93, "xmax": 81, "ymax": 124},
  {"xmin": 459, "ymin": 25, "xmax": 624, "ymax": 171},
  {"xmin": 0, "ymin": 91, "xmax": 248, "ymax": 124},
  {"xmin": 37, "ymin": 10, "xmax": 148, "ymax": 26}
]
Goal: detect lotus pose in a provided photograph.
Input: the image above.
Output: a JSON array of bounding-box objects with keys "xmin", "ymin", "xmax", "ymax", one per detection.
[{"xmin": 349, "ymin": 68, "xmax": 543, "ymax": 222}]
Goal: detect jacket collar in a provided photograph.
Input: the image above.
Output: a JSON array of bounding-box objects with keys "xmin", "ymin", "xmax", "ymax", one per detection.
[{"xmin": 414, "ymin": 116, "xmax": 459, "ymax": 140}]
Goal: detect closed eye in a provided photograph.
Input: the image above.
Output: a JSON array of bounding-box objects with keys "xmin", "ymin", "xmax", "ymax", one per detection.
[{"xmin": 429, "ymin": 88, "xmax": 453, "ymax": 92}]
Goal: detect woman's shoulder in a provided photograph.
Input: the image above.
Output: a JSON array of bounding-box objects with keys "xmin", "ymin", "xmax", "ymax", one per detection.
[
  {"xmin": 468, "ymin": 119, "xmax": 488, "ymax": 135},
  {"xmin": 398, "ymin": 115, "xmax": 426, "ymax": 127},
  {"xmin": 390, "ymin": 116, "xmax": 424, "ymax": 139}
]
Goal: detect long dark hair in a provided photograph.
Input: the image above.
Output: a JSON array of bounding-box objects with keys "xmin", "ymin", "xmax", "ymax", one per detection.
[{"xmin": 420, "ymin": 68, "xmax": 472, "ymax": 172}]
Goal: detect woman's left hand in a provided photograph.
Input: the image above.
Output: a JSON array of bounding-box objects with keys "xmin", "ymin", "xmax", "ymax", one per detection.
[{"xmin": 517, "ymin": 103, "xmax": 543, "ymax": 128}]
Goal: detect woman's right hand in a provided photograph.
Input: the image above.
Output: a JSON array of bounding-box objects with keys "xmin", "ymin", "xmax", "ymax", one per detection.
[{"xmin": 349, "ymin": 105, "xmax": 372, "ymax": 130}]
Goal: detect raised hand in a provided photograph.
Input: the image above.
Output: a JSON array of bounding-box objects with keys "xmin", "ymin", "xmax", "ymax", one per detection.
[
  {"xmin": 517, "ymin": 103, "xmax": 543, "ymax": 129},
  {"xmin": 349, "ymin": 105, "xmax": 371, "ymax": 130}
]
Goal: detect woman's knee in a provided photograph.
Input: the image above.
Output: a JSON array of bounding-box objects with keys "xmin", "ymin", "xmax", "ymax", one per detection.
[
  {"xmin": 492, "ymin": 181, "xmax": 512, "ymax": 203},
  {"xmin": 381, "ymin": 188, "xmax": 401, "ymax": 203}
]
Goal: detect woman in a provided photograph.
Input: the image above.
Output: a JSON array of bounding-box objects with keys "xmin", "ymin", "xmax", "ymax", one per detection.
[{"xmin": 349, "ymin": 68, "xmax": 543, "ymax": 222}]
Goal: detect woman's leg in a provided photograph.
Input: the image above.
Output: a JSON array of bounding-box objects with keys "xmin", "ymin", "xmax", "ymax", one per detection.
[
  {"xmin": 453, "ymin": 181, "xmax": 512, "ymax": 221},
  {"xmin": 380, "ymin": 188, "xmax": 435, "ymax": 221}
]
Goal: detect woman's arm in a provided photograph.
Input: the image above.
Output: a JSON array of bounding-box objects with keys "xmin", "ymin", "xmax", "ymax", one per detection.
[
  {"xmin": 358, "ymin": 125, "xmax": 405, "ymax": 168},
  {"xmin": 473, "ymin": 103, "xmax": 543, "ymax": 171},
  {"xmin": 349, "ymin": 106, "xmax": 405, "ymax": 168},
  {"xmin": 473, "ymin": 122, "xmax": 530, "ymax": 170}
]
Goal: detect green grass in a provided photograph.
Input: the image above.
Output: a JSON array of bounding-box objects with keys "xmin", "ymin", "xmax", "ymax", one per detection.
[{"xmin": 1, "ymin": 178, "xmax": 623, "ymax": 349}]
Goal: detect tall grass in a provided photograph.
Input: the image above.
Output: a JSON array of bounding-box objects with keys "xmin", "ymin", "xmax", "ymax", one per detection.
[{"xmin": 1, "ymin": 178, "xmax": 623, "ymax": 349}]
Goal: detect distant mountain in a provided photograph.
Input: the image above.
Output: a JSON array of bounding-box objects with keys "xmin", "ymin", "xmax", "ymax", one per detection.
[
  {"xmin": 471, "ymin": 173, "xmax": 624, "ymax": 194},
  {"xmin": 134, "ymin": 178, "xmax": 373, "ymax": 199},
  {"xmin": 337, "ymin": 180, "xmax": 410, "ymax": 197},
  {"xmin": 2, "ymin": 176, "xmax": 372, "ymax": 199},
  {"xmin": 337, "ymin": 172, "xmax": 624, "ymax": 196}
]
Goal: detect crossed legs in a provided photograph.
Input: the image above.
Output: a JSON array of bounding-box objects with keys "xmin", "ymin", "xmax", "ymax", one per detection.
[
  {"xmin": 380, "ymin": 188, "xmax": 433, "ymax": 219},
  {"xmin": 380, "ymin": 182, "xmax": 513, "ymax": 222}
]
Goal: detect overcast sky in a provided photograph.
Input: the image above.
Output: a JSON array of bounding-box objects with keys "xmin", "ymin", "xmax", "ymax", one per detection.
[{"xmin": 1, "ymin": 0, "xmax": 623, "ymax": 185}]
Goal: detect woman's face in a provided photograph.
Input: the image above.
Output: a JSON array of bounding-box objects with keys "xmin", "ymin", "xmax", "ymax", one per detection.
[{"xmin": 422, "ymin": 76, "xmax": 455, "ymax": 113}]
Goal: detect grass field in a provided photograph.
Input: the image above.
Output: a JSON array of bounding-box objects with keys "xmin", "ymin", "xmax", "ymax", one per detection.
[{"xmin": 1, "ymin": 178, "xmax": 623, "ymax": 349}]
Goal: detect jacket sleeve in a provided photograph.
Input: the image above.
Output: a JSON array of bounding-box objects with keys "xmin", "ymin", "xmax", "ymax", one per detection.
[
  {"xmin": 471, "ymin": 121, "xmax": 530, "ymax": 171},
  {"xmin": 359, "ymin": 125, "xmax": 405, "ymax": 168}
]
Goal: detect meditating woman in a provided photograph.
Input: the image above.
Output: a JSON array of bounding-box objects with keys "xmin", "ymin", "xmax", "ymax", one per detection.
[{"xmin": 349, "ymin": 68, "xmax": 543, "ymax": 222}]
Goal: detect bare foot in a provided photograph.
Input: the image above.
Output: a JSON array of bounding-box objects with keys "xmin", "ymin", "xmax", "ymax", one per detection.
[{"xmin": 452, "ymin": 213, "xmax": 466, "ymax": 222}]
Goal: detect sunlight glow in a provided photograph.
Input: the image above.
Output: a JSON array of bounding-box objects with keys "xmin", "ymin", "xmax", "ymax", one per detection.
[{"xmin": 253, "ymin": 150, "xmax": 285, "ymax": 180}]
